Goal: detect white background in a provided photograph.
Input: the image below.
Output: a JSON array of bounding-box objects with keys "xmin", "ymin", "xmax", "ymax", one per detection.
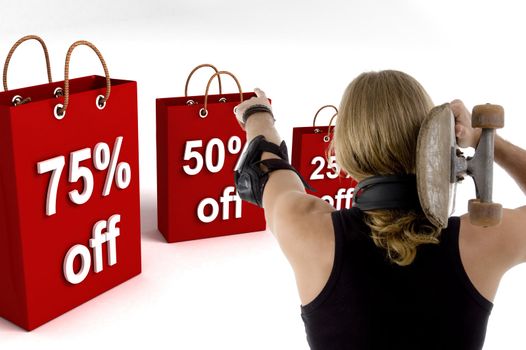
[{"xmin": 1, "ymin": 1, "xmax": 525, "ymax": 349}]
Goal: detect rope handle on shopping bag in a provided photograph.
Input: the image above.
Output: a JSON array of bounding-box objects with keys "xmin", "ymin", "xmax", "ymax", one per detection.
[
  {"xmin": 3, "ymin": 35, "xmax": 53, "ymax": 91},
  {"xmin": 312, "ymin": 105, "xmax": 338, "ymax": 127},
  {"xmin": 3, "ymin": 35, "xmax": 54, "ymax": 105},
  {"xmin": 324, "ymin": 113, "xmax": 338, "ymax": 165},
  {"xmin": 312, "ymin": 105, "xmax": 338, "ymax": 142},
  {"xmin": 200, "ymin": 71, "xmax": 243, "ymax": 118},
  {"xmin": 312, "ymin": 105, "xmax": 340, "ymax": 172},
  {"xmin": 184, "ymin": 64, "xmax": 223, "ymax": 102},
  {"xmin": 326, "ymin": 114, "xmax": 337, "ymax": 143},
  {"xmin": 54, "ymin": 40, "xmax": 111, "ymax": 120}
]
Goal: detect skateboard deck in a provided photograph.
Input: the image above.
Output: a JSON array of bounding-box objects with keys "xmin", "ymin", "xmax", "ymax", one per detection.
[{"xmin": 416, "ymin": 103, "xmax": 456, "ymax": 228}]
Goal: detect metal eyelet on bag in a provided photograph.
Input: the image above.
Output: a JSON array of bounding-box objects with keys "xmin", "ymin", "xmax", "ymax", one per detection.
[
  {"xmin": 54, "ymin": 104, "xmax": 65, "ymax": 120},
  {"xmin": 219, "ymin": 97, "xmax": 227, "ymax": 103},
  {"xmin": 11, "ymin": 95, "xmax": 23, "ymax": 106},
  {"xmin": 186, "ymin": 99, "xmax": 195, "ymax": 105},
  {"xmin": 54, "ymin": 87, "xmax": 64, "ymax": 98},
  {"xmin": 323, "ymin": 135, "xmax": 330, "ymax": 142},
  {"xmin": 314, "ymin": 128, "xmax": 321, "ymax": 134},
  {"xmin": 96, "ymin": 95, "xmax": 106, "ymax": 110},
  {"xmin": 199, "ymin": 108, "xmax": 208, "ymax": 118}
]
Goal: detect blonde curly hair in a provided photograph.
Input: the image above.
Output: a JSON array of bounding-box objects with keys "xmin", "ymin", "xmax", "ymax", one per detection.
[{"xmin": 333, "ymin": 70, "xmax": 441, "ymax": 266}]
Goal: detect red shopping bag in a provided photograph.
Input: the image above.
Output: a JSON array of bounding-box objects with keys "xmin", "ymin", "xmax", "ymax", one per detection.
[
  {"xmin": 0, "ymin": 38, "xmax": 141, "ymax": 331},
  {"xmin": 157, "ymin": 65, "xmax": 266, "ymax": 242},
  {"xmin": 291, "ymin": 105, "xmax": 358, "ymax": 209}
]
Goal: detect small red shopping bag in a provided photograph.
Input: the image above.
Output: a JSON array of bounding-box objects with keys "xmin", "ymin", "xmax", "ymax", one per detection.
[
  {"xmin": 0, "ymin": 38, "xmax": 141, "ymax": 331},
  {"xmin": 157, "ymin": 65, "xmax": 266, "ymax": 243},
  {"xmin": 291, "ymin": 105, "xmax": 358, "ymax": 209}
]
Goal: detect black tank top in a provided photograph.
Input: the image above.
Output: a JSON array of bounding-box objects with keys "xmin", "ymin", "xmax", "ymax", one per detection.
[{"xmin": 301, "ymin": 208, "xmax": 493, "ymax": 350}]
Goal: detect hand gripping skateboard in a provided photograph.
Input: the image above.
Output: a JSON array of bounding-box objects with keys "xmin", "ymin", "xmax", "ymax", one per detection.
[{"xmin": 416, "ymin": 103, "xmax": 504, "ymax": 228}]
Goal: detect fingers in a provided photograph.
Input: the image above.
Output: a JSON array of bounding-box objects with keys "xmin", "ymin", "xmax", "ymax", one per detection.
[
  {"xmin": 455, "ymin": 124, "xmax": 465, "ymax": 138},
  {"xmin": 254, "ymin": 88, "xmax": 267, "ymax": 99},
  {"xmin": 450, "ymin": 99, "xmax": 464, "ymax": 117},
  {"xmin": 233, "ymin": 88, "xmax": 270, "ymax": 127},
  {"xmin": 450, "ymin": 99, "xmax": 473, "ymax": 144},
  {"xmin": 450, "ymin": 99, "xmax": 472, "ymax": 121}
]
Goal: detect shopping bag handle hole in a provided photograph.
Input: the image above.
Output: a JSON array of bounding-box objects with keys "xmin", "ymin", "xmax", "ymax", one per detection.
[
  {"xmin": 54, "ymin": 87, "xmax": 64, "ymax": 98},
  {"xmin": 199, "ymin": 108, "xmax": 208, "ymax": 118},
  {"xmin": 219, "ymin": 97, "xmax": 227, "ymax": 103},
  {"xmin": 54, "ymin": 104, "xmax": 65, "ymax": 120},
  {"xmin": 186, "ymin": 99, "xmax": 196, "ymax": 105},
  {"xmin": 96, "ymin": 95, "xmax": 107, "ymax": 110},
  {"xmin": 11, "ymin": 95, "xmax": 22, "ymax": 106},
  {"xmin": 11, "ymin": 94, "xmax": 31, "ymax": 106}
]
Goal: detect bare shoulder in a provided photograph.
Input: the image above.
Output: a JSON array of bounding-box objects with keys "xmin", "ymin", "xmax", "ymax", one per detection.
[
  {"xmin": 271, "ymin": 191, "xmax": 335, "ymax": 262},
  {"xmin": 271, "ymin": 192, "xmax": 336, "ymax": 305},
  {"xmin": 461, "ymin": 206, "xmax": 526, "ymax": 268},
  {"xmin": 459, "ymin": 205, "xmax": 526, "ymax": 300}
]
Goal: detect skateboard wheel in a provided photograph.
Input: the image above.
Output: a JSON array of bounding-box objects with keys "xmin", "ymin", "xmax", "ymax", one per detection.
[
  {"xmin": 468, "ymin": 199, "xmax": 503, "ymax": 227},
  {"xmin": 472, "ymin": 104, "xmax": 504, "ymax": 129}
]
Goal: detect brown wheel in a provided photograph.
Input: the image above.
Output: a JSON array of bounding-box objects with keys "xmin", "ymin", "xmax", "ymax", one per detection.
[
  {"xmin": 468, "ymin": 199, "xmax": 503, "ymax": 227},
  {"xmin": 472, "ymin": 104, "xmax": 504, "ymax": 129}
]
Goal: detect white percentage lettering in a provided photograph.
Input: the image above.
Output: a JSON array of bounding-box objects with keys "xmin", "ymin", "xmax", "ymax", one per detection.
[
  {"xmin": 69, "ymin": 148, "xmax": 94, "ymax": 205},
  {"xmin": 227, "ymin": 136, "xmax": 242, "ymax": 154},
  {"xmin": 37, "ymin": 156, "xmax": 65, "ymax": 216},
  {"xmin": 310, "ymin": 155, "xmax": 341, "ymax": 180},
  {"xmin": 183, "ymin": 136, "xmax": 243, "ymax": 176},
  {"xmin": 94, "ymin": 136, "xmax": 131, "ymax": 196},
  {"xmin": 37, "ymin": 137, "xmax": 131, "ymax": 216},
  {"xmin": 206, "ymin": 138, "xmax": 225, "ymax": 173}
]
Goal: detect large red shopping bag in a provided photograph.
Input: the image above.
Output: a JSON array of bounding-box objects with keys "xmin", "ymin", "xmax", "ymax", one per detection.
[
  {"xmin": 157, "ymin": 65, "xmax": 266, "ymax": 242},
  {"xmin": 291, "ymin": 105, "xmax": 358, "ymax": 209},
  {"xmin": 0, "ymin": 38, "xmax": 141, "ymax": 331}
]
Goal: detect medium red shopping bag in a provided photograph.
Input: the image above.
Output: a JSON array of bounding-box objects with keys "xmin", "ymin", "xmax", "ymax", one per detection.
[
  {"xmin": 157, "ymin": 66, "xmax": 266, "ymax": 242},
  {"xmin": 291, "ymin": 105, "xmax": 358, "ymax": 209},
  {"xmin": 0, "ymin": 39, "xmax": 141, "ymax": 331}
]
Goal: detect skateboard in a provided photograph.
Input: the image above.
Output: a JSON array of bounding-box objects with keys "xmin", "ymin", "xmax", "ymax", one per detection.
[{"xmin": 416, "ymin": 103, "xmax": 504, "ymax": 228}]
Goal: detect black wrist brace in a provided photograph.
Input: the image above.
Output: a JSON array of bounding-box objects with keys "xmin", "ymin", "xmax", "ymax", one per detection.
[{"xmin": 234, "ymin": 135, "xmax": 313, "ymax": 207}]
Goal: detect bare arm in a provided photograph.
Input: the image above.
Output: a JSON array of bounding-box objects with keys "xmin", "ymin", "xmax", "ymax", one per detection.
[
  {"xmin": 234, "ymin": 89, "xmax": 334, "ymax": 231},
  {"xmin": 451, "ymin": 100, "xmax": 526, "ymax": 270},
  {"xmin": 235, "ymin": 89, "xmax": 335, "ymax": 304},
  {"xmin": 491, "ymin": 135, "xmax": 526, "ymax": 267},
  {"xmin": 494, "ymin": 135, "xmax": 526, "ymax": 195}
]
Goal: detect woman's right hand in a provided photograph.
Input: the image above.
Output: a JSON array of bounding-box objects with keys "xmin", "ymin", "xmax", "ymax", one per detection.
[{"xmin": 450, "ymin": 99, "xmax": 482, "ymax": 149}]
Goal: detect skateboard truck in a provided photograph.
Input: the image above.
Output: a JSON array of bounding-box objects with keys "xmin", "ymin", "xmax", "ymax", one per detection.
[{"xmin": 416, "ymin": 103, "xmax": 504, "ymax": 228}]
